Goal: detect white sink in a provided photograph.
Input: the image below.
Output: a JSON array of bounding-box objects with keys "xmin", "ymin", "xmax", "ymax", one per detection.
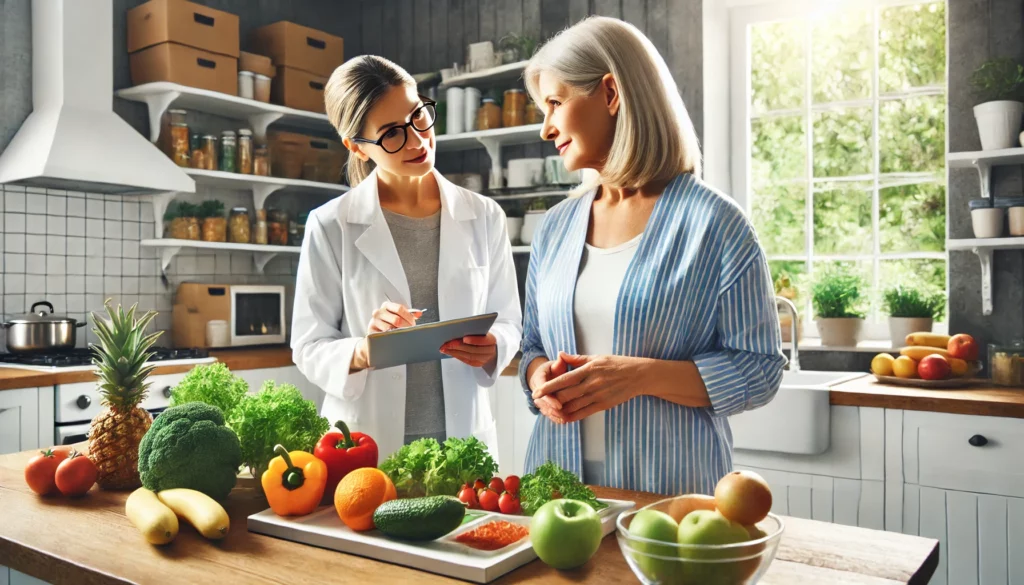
[{"xmin": 729, "ymin": 370, "xmax": 863, "ymax": 455}]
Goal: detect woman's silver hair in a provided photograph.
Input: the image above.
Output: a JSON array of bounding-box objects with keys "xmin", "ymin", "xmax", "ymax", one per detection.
[
  {"xmin": 525, "ymin": 16, "xmax": 702, "ymax": 193},
  {"xmin": 324, "ymin": 55, "xmax": 416, "ymax": 186}
]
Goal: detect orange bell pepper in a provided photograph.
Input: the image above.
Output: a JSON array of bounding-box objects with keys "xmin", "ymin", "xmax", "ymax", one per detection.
[{"xmin": 261, "ymin": 444, "xmax": 327, "ymax": 517}]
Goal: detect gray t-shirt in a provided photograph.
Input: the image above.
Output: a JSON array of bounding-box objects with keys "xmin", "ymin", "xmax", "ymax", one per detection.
[{"xmin": 382, "ymin": 208, "xmax": 446, "ymax": 445}]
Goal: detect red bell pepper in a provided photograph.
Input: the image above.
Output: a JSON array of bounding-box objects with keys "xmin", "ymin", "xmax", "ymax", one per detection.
[{"xmin": 314, "ymin": 420, "xmax": 379, "ymax": 498}]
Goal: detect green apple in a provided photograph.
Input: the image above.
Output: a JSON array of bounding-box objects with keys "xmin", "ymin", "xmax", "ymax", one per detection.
[
  {"xmin": 628, "ymin": 509, "xmax": 681, "ymax": 583},
  {"xmin": 530, "ymin": 499, "xmax": 603, "ymax": 570},
  {"xmin": 676, "ymin": 510, "xmax": 751, "ymax": 585}
]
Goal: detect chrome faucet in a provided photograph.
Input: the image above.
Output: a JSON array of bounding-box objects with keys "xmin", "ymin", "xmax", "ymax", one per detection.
[{"xmin": 775, "ymin": 296, "xmax": 800, "ymax": 372}]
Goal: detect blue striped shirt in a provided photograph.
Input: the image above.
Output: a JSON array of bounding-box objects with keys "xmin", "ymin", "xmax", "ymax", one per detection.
[{"xmin": 518, "ymin": 172, "xmax": 786, "ymax": 496}]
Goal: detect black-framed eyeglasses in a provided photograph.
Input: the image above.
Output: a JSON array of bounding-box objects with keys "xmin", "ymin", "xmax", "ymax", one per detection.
[{"xmin": 351, "ymin": 98, "xmax": 437, "ymax": 154}]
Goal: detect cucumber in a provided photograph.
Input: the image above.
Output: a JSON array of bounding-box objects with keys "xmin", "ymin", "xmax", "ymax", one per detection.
[{"xmin": 373, "ymin": 496, "xmax": 466, "ymax": 541}]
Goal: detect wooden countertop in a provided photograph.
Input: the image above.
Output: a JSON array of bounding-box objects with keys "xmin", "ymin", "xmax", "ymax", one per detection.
[
  {"xmin": 0, "ymin": 346, "xmax": 295, "ymax": 391},
  {"xmin": 0, "ymin": 446, "xmax": 937, "ymax": 585},
  {"xmin": 832, "ymin": 374, "xmax": 1024, "ymax": 418}
]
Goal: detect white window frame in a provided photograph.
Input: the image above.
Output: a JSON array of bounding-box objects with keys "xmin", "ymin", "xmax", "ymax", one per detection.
[{"xmin": 727, "ymin": 0, "xmax": 949, "ymax": 342}]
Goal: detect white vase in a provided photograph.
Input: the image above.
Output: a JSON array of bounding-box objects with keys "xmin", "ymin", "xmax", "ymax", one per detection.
[
  {"xmin": 506, "ymin": 217, "xmax": 523, "ymax": 245},
  {"xmin": 974, "ymin": 100, "xmax": 1024, "ymax": 150},
  {"xmin": 815, "ymin": 318, "xmax": 863, "ymax": 347},
  {"xmin": 888, "ymin": 317, "xmax": 934, "ymax": 348},
  {"xmin": 520, "ymin": 210, "xmax": 546, "ymax": 245}
]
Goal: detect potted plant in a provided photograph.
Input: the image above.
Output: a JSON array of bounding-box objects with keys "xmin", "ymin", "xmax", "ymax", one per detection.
[
  {"xmin": 505, "ymin": 204, "xmax": 524, "ymax": 245},
  {"xmin": 883, "ymin": 286, "xmax": 945, "ymax": 348},
  {"xmin": 811, "ymin": 266, "xmax": 866, "ymax": 347},
  {"xmin": 969, "ymin": 57, "xmax": 1024, "ymax": 150},
  {"xmin": 164, "ymin": 202, "xmax": 200, "ymax": 241},
  {"xmin": 498, "ymin": 34, "xmax": 538, "ymax": 63},
  {"xmin": 520, "ymin": 198, "xmax": 548, "ymax": 246},
  {"xmin": 198, "ymin": 200, "xmax": 227, "ymax": 243}
]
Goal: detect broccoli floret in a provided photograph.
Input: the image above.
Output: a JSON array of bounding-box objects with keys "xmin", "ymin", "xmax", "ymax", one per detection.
[{"xmin": 138, "ymin": 402, "xmax": 242, "ymax": 500}]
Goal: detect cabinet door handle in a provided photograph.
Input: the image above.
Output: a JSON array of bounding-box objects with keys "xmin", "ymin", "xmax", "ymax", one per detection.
[
  {"xmin": 968, "ymin": 434, "xmax": 988, "ymax": 447},
  {"xmin": 163, "ymin": 386, "xmax": 173, "ymax": 399}
]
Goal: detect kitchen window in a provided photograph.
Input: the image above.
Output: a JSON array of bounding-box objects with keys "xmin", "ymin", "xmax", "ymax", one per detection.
[{"xmin": 729, "ymin": 0, "xmax": 947, "ymax": 340}]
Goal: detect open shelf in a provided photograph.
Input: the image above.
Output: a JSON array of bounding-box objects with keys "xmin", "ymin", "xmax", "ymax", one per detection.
[
  {"xmin": 947, "ymin": 148, "xmax": 1024, "ymax": 199},
  {"xmin": 140, "ymin": 239, "xmax": 299, "ymax": 275},
  {"xmin": 438, "ymin": 60, "xmax": 529, "ymax": 89},
  {"xmin": 511, "ymin": 246, "xmax": 531, "ymax": 253},
  {"xmin": 946, "ymin": 237, "xmax": 1024, "ymax": 316},
  {"xmin": 435, "ymin": 124, "xmax": 544, "ymax": 152},
  {"xmin": 116, "ymin": 82, "xmax": 332, "ymax": 143},
  {"xmin": 488, "ymin": 189, "xmax": 568, "ymax": 201}
]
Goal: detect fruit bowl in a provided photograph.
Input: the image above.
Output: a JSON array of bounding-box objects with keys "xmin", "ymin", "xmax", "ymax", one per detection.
[
  {"xmin": 873, "ymin": 360, "xmax": 984, "ymax": 389},
  {"xmin": 616, "ymin": 495, "xmax": 784, "ymax": 585}
]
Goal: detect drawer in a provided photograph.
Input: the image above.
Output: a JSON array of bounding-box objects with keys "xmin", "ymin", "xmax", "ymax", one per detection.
[
  {"xmin": 903, "ymin": 411, "xmax": 1024, "ymax": 498},
  {"xmin": 55, "ymin": 372, "xmax": 187, "ymax": 423}
]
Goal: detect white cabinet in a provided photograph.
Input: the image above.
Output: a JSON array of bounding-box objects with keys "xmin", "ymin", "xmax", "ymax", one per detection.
[
  {"xmin": 0, "ymin": 387, "xmax": 53, "ymax": 456},
  {"xmin": 489, "ymin": 375, "xmax": 537, "ymax": 478}
]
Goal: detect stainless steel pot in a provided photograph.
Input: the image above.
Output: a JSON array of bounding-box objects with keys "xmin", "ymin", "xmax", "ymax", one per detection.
[{"xmin": 2, "ymin": 301, "xmax": 86, "ymax": 353}]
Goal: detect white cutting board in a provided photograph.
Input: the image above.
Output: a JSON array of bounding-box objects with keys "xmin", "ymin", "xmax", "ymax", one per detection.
[{"xmin": 247, "ymin": 498, "xmax": 635, "ymax": 583}]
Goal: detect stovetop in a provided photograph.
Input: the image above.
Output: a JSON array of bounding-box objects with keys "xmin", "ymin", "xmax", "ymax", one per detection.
[{"xmin": 0, "ymin": 347, "xmax": 211, "ymax": 370}]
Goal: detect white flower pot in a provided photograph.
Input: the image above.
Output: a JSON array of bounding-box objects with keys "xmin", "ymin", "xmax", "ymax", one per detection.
[
  {"xmin": 506, "ymin": 217, "xmax": 523, "ymax": 245},
  {"xmin": 815, "ymin": 318, "xmax": 863, "ymax": 347},
  {"xmin": 520, "ymin": 210, "xmax": 546, "ymax": 245},
  {"xmin": 974, "ymin": 100, "xmax": 1024, "ymax": 150},
  {"xmin": 888, "ymin": 317, "xmax": 934, "ymax": 348}
]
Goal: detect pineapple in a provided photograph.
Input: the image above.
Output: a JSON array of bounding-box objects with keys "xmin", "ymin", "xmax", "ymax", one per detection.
[{"xmin": 87, "ymin": 300, "xmax": 163, "ymax": 490}]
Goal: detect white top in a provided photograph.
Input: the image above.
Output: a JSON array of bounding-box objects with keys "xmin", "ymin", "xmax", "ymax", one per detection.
[{"xmin": 572, "ymin": 232, "xmax": 643, "ymax": 483}]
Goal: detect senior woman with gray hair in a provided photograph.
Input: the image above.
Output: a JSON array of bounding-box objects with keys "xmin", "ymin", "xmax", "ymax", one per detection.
[{"xmin": 519, "ymin": 16, "xmax": 786, "ymax": 495}]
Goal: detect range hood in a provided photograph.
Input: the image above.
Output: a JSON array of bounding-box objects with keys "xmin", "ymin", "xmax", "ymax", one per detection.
[{"xmin": 0, "ymin": 0, "xmax": 194, "ymax": 195}]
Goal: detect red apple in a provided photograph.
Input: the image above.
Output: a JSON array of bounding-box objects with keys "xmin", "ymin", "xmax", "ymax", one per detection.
[
  {"xmin": 918, "ymin": 354, "xmax": 952, "ymax": 380},
  {"xmin": 947, "ymin": 334, "xmax": 979, "ymax": 361}
]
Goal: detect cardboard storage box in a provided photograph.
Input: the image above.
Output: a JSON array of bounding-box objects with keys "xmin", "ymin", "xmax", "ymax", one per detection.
[
  {"xmin": 171, "ymin": 283, "xmax": 232, "ymax": 349},
  {"xmin": 130, "ymin": 43, "xmax": 237, "ymax": 95},
  {"xmin": 239, "ymin": 50, "xmax": 275, "ymax": 77},
  {"xmin": 268, "ymin": 131, "xmax": 346, "ymax": 183},
  {"xmin": 127, "ymin": 0, "xmax": 239, "ymax": 58},
  {"xmin": 272, "ymin": 66, "xmax": 327, "ymax": 113},
  {"xmin": 249, "ymin": 21, "xmax": 343, "ymax": 77}
]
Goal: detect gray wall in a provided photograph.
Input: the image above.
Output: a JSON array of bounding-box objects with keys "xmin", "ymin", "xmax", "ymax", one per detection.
[{"xmin": 947, "ymin": 0, "xmax": 1024, "ymax": 360}]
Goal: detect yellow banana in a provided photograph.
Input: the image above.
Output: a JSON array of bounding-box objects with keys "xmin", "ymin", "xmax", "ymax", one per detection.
[
  {"xmin": 126, "ymin": 488, "xmax": 178, "ymax": 545},
  {"xmin": 157, "ymin": 488, "xmax": 230, "ymax": 540},
  {"xmin": 900, "ymin": 346, "xmax": 951, "ymax": 361},
  {"xmin": 904, "ymin": 333, "xmax": 951, "ymax": 349}
]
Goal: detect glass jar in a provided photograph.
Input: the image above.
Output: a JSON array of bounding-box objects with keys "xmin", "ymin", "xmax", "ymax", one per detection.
[
  {"xmin": 253, "ymin": 209, "xmax": 269, "ymax": 245},
  {"xmin": 189, "ymin": 133, "xmax": 204, "ymax": 169},
  {"xmin": 169, "ymin": 122, "xmax": 190, "ymax": 167},
  {"xmin": 201, "ymin": 135, "xmax": 217, "ymax": 171},
  {"xmin": 524, "ymin": 101, "xmax": 543, "ymax": 125},
  {"xmin": 168, "ymin": 217, "xmax": 200, "ymax": 240},
  {"xmin": 502, "ymin": 89, "xmax": 526, "ymax": 128},
  {"xmin": 228, "ymin": 207, "xmax": 251, "ymax": 243},
  {"xmin": 294, "ymin": 211, "xmax": 308, "ymax": 246},
  {"xmin": 989, "ymin": 341, "xmax": 1024, "ymax": 386},
  {"xmin": 267, "ymin": 208, "xmax": 289, "ymax": 246},
  {"xmin": 476, "ymin": 98, "xmax": 502, "ymax": 130},
  {"xmin": 254, "ymin": 144, "xmax": 271, "ymax": 176},
  {"xmin": 237, "ymin": 129, "xmax": 254, "ymax": 175},
  {"xmin": 219, "ymin": 131, "xmax": 237, "ymax": 173}
]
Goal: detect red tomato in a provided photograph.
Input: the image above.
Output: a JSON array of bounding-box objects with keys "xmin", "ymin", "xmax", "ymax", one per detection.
[
  {"xmin": 55, "ymin": 451, "xmax": 97, "ymax": 497},
  {"xmin": 459, "ymin": 486, "xmax": 480, "ymax": 509},
  {"xmin": 473, "ymin": 479, "xmax": 487, "ymax": 491},
  {"xmin": 24, "ymin": 448, "xmax": 69, "ymax": 496},
  {"xmin": 498, "ymin": 492, "xmax": 521, "ymax": 515},
  {"xmin": 504, "ymin": 475, "xmax": 520, "ymax": 497},
  {"xmin": 488, "ymin": 477, "xmax": 504, "ymax": 494},
  {"xmin": 478, "ymin": 488, "xmax": 500, "ymax": 512}
]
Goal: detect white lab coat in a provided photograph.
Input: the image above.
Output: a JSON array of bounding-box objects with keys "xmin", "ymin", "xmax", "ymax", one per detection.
[{"xmin": 291, "ymin": 168, "xmax": 523, "ymax": 462}]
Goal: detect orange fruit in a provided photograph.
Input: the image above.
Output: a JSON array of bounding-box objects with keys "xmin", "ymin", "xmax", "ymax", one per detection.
[{"xmin": 334, "ymin": 468, "xmax": 397, "ymax": 531}]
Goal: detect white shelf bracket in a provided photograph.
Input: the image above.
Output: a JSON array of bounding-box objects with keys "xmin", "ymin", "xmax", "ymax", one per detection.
[
  {"xmin": 252, "ymin": 184, "xmax": 285, "ymax": 211},
  {"xmin": 478, "ymin": 137, "xmax": 504, "ymax": 189},
  {"xmin": 159, "ymin": 246, "xmax": 182, "ymax": 274},
  {"xmin": 971, "ymin": 247, "xmax": 994, "ymax": 316},
  {"xmin": 249, "ymin": 113, "xmax": 285, "ymax": 141},
  {"xmin": 150, "ymin": 191, "xmax": 180, "ymax": 239},
  {"xmin": 974, "ymin": 161, "xmax": 992, "ymax": 199},
  {"xmin": 141, "ymin": 91, "xmax": 183, "ymax": 143},
  {"xmin": 253, "ymin": 252, "xmax": 278, "ymax": 275}
]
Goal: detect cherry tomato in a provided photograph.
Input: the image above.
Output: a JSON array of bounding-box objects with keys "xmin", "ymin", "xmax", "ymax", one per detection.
[
  {"xmin": 459, "ymin": 486, "xmax": 480, "ymax": 509},
  {"xmin": 473, "ymin": 479, "xmax": 487, "ymax": 491},
  {"xmin": 488, "ymin": 477, "xmax": 504, "ymax": 494},
  {"xmin": 24, "ymin": 448, "xmax": 69, "ymax": 496},
  {"xmin": 498, "ymin": 492, "xmax": 521, "ymax": 515},
  {"xmin": 478, "ymin": 488, "xmax": 500, "ymax": 512},
  {"xmin": 504, "ymin": 475, "xmax": 520, "ymax": 497},
  {"xmin": 55, "ymin": 450, "xmax": 97, "ymax": 497}
]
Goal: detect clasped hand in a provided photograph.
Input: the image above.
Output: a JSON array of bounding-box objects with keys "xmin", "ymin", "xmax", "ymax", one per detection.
[{"xmin": 528, "ymin": 351, "xmax": 641, "ymax": 425}]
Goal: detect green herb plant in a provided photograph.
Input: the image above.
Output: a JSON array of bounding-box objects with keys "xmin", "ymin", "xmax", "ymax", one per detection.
[
  {"xmin": 162, "ymin": 201, "xmax": 200, "ymax": 222},
  {"xmin": 883, "ymin": 286, "xmax": 945, "ymax": 320},
  {"xmin": 518, "ymin": 461, "xmax": 607, "ymax": 516},
  {"xmin": 811, "ymin": 266, "xmax": 866, "ymax": 319},
  {"xmin": 168, "ymin": 362, "xmax": 249, "ymax": 419},
  {"xmin": 379, "ymin": 437, "xmax": 498, "ymax": 499},
  {"xmin": 197, "ymin": 199, "xmax": 226, "ymax": 219},
  {"xmin": 970, "ymin": 58, "xmax": 1024, "ymax": 104}
]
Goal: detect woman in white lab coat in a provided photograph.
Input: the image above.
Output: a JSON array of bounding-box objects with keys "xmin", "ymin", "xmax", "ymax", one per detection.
[{"xmin": 291, "ymin": 55, "xmax": 522, "ymax": 461}]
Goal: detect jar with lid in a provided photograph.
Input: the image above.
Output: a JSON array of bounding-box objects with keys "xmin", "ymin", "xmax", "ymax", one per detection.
[
  {"xmin": 253, "ymin": 209, "xmax": 269, "ymax": 245},
  {"xmin": 267, "ymin": 208, "xmax": 289, "ymax": 246},
  {"xmin": 990, "ymin": 341, "xmax": 1024, "ymax": 386},
  {"xmin": 503, "ymin": 89, "xmax": 526, "ymax": 127},
  {"xmin": 524, "ymin": 101, "xmax": 543, "ymax": 125},
  {"xmin": 161, "ymin": 109, "xmax": 187, "ymax": 155},
  {"xmin": 228, "ymin": 207, "xmax": 251, "ymax": 244},
  {"xmin": 237, "ymin": 71, "xmax": 255, "ymax": 100},
  {"xmin": 201, "ymin": 135, "xmax": 217, "ymax": 171},
  {"xmin": 219, "ymin": 131, "xmax": 237, "ymax": 173},
  {"xmin": 476, "ymin": 98, "xmax": 502, "ymax": 130},
  {"xmin": 189, "ymin": 133, "xmax": 204, "ymax": 169},
  {"xmin": 237, "ymin": 129, "xmax": 254, "ymax": 175},
  {"xmin": 169, "ymin": 122, "xmax": 190, "ymax": 167},
  {"xmin": 294, "ymin": 211, "xmax": 308, "ymax": 246},
  {"xmin": 254, "ymin": 143, "xmax": 271, "ymax": 176}
]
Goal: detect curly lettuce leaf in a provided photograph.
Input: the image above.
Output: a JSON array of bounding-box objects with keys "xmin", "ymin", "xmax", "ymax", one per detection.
[{"xmin": 519, "ymin": 461, "xmax": 607, "ymax": 516}]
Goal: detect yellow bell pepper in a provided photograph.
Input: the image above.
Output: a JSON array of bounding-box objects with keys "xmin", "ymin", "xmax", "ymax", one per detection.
[{"xmin": 261, "ymin": 444, "xmax": 327, "ymax": 517}]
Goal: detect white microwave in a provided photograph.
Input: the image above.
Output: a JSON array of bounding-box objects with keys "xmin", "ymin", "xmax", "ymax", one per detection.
[{"xmin": 230, "ymin": 285, "xmax": 287, "ymax": 346}]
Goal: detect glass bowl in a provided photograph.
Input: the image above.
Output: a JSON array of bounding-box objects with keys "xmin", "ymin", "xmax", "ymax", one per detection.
[{"xmin": 615, "ymin": 495, "xmax": 784, "ymax": 585}]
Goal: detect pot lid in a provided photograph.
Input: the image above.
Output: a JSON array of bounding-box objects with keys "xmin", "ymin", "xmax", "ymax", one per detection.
[{"xmin": 5, "ymin": 301, "xmax": 78, "ymax": 324}]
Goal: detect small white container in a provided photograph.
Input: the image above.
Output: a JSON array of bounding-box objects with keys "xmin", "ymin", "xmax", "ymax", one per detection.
[
  {"xmin": 254, "ymin": 74, "xmax": 271, "ymax": 103},
  {"xmin": 445, "ymin": 87, "xmax": 465, "ymax": 135},
  {"xmin": 972, "ymin": 207, "xmax": 1005, "ymax": 239},
  {"xmin": 974, "ymin": 100, "xmax": 1024, "ymax": 150},
  {"xmin": 1009, "ymin": 206, "xmax": 1024, "ymax": 236},
  {"xmin": 238, "ymin": 71, "xmax": 255, "ymax": 100},
  {"xmin": 206, "ymin": 319, "xmax": 229, "ymax": 348},
  {"xmin": 463, "ymin": 87, "xmax": 481, "ymax": 132},
  {"xmin": 506, "ymin": 217, "xmax": 523, "ymax": 245}
]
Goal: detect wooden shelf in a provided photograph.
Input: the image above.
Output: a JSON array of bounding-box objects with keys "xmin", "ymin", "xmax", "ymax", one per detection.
[
  {"xmin": 140, "ymin": 239, "xmax": 299, "ymax": 275},
  {"xmin": 946, "ymin": 237, "xmax": 1024, "ymax": 316},
  {"xmin": 438, "ymin": 60, "xmax": 529, "ymax": 89},
  {"xmin": 947, "ymin": 148, "xmax": 1024, "ymax": 199}
]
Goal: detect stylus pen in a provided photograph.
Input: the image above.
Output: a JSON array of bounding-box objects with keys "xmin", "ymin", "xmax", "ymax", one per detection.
[{"xmin": 384, "ymin": 294, "xmax": 428, "ymax": 315}]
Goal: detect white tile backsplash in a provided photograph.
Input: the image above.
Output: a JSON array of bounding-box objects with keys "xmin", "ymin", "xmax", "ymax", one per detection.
[
  {"xmin": 46, "ymin": 255, "xmax": 66, "ymax": 275},
  {"xmin": 27, "ymin": 195, "xmax": 46, "ymax": 214},
  {"xmin": 47, "ymin": 195, "xmax": 66, "ymax": 216},
  {"xmin": 5, "ymin": 191, "xmax": 26, "ymax": 212},
  {"xmin": 123, "ymin": 201, "xmax": 140, "ymax": 221},
  {"xmin": 47, "ymin": 235, "xmax": 66, "ymax": 255},
  {"xmin": 5, "ymin": 212, "xmax": 24, "ymax": 233},
  {"xmin": 5, "ymin": 233, "xmax": 25, "ymax": 253},
  {"xmin": 86, "ymin": 276, "xmax": 103, "ymax": 293},
  {"xmin": 67, "ymin": 197, "xmax": 85, "ymax": 217},
  {"xmin": 104, "ymin": 257, "xmax": 122, "ymax": 276},
  {"xmin": 67, "ymin": 217, "xmax": 85, "ymax": 236},
  {"xmin": 46, "ymin": 275, "xmax": 65, "ymax": 294},
  {"xmin": 86, "ymin": 198, "xmax": 104, "ymax": 218},
  {"xmin": 104, "ymin": 219, "xmax": 122, "ymax": 239},
  {"xmin": 25, "ymin": 253, "xmax": 46, "ymax": 275},
  {"xmin": 26, "ymin": 274, "xmax": 45, "ymax": 294},
  {"xmin": 4, "ymin": 253, "xmax": 25, "ymax": 273},
  {"xmin": 5, "ymin": 274, "xmax": 24, "ymax": 294},
  {"xmin": 47, "ymin": 215, "xmax": 66, "ymax": 235},
  {"xmin": 105, "ymin": 200, "xmax": 122, "ymax": 220}
]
